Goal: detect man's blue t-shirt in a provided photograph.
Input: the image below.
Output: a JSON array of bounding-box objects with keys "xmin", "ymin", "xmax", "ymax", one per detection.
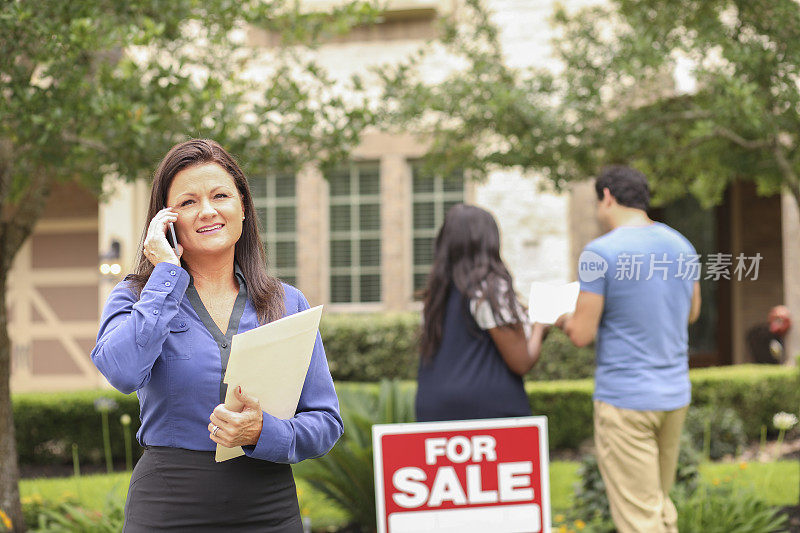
[{"xmin": 579, "ymin": 222, "xmax": 696, "ymax": 411}]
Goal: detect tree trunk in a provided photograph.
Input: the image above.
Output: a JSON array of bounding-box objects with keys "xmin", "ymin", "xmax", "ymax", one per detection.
[
  {"xmin": 0, "ymin": 207, "xmax": 49, "ymax": 532},
  {"xmin": 0, "ymin": 147, "xmax": 52, "ymax": 531},
  {"xmin": 0, "ymin": 267, "xmax": 24, "ymax": 532}
]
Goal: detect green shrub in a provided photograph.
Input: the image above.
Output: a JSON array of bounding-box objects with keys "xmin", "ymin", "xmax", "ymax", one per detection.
[
  {"xmin": 675, "ymin": 434, "xmax": 703, "ymax": 496},
  {"xmin": 571, "ymin": 454, "xmax": 614, "ymax": 533},
  {"xmin": 527, "ymin": 328, "xmax": 596, "ymax": 381},
  {"xmin": 525, "ymin": 379, "xmax": 595, "ymax": 450},
  {"xmin": 571, "ymin": 433, "xmax": 701, "ymax": 532},
  {"xmin": 684, "ymin": 405, "xmax": 747, "ymax": 460},
  {"xmin": 12, "ymin": 365, "xmax": 799, "ymax": 466},
  {"xmin": 13, "ymin": 390, "xmax": 140, "ymax": 467},
  {"xmin": 526, "ymin": 365, "xmax": 799, "ymax": 450},
  {"xmin": 690, "ymin": 365, "xmax": 800, "ymax": 440},
  {"xmin": 321, "ymin": 312, "xmax": 596, "ymax": 383},
  {"xmin": 295, "ymin": 380, "xmax": 415, "ymax": 533},
  {"xmin": 321, "ymin": 313, "xmax": 420, "ymax": 382}
]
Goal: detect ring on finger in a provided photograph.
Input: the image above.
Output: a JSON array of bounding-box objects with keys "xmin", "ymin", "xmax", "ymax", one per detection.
[{"xmin": 212, "ymin": 425, "xmax": 220, "ymax": 437}]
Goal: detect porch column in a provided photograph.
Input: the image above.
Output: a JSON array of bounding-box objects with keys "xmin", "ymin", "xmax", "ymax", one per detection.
[{"xmin": 782, "ymin": 190, "xmax": 800, "ymax": 364}]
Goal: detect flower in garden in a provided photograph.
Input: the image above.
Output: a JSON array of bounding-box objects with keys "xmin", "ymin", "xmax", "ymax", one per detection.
[
  {"xmin": 574, "ymin": 519, "xmax": 586, "ymax": 530},
  {"xmin": 739, "ymin": 461, "xmax": 748, "ymax": 470},
  {"xmin": 554, "ymin": 514, "xmax": 565, "ymax": 523},
  {"xmin": 0, "ymin": 509, "xmax": 12, "ymax": 530},
  {"xmin": 94, "ymin": 397, "xmax": 118, "ymax": 412},
  {"xmin": 773, "ymin": 411, "xmax": 798, "ymax": 431},
  {"xmin": 120, "ymin": 414, "xmax": 131, "ymax": 425},
  {"xmin": 712, "ymin": 478, "xmax": 720, "ymax": 486},
  {"xmin": 557, "ymin": 526, "xmax": 568, "ymax": 533}
]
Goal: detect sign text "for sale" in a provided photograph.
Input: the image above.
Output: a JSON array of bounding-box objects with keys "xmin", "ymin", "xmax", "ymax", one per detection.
[{"xmin": 392, "ymin": 435, "xmax": 535, "ymax": 508}]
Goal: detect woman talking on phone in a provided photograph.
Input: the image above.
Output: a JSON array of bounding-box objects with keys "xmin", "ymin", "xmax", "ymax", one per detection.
[
  {"xmin": 91, "ymin": 139, "xmax": 342, "ymax": 532},
  {"xmin": 416, "ymin": 204, "xmax": 548, "ymax": 422}
]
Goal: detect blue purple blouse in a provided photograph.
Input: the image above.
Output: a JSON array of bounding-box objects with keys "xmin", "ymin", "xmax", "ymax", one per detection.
[{"xmin": 91, "ymin": 262, "xmax": 343, "ymax": 463}]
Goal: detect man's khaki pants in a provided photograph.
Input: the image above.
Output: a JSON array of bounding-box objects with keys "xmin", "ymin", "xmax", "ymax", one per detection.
[{"xmin": 593, "ymin": 400, "xmax": 689, "ymax": 533}]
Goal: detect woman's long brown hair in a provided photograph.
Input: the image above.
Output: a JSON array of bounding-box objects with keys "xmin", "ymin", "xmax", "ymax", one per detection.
[
  {"xmin": 420, "ymin": 204, "xmax": 522, "ymax": 359},
  {"xmin": 126, "ymin": 139, "xmax": 285, "ymax": 324}
]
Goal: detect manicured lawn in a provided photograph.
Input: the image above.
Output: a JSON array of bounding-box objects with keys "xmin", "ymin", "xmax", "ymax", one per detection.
[
  {"xmin": 20, "ymin": 472, "xmax": 129, "ymax": 508},
  {"xmin": 547, "ymin": 460, "xmax": 799, "ymax": 511},
  {"xmin": 20, "ymin": 459, "xmax": 798, "ymax": 529},
  {"xmin": 699, "ymin": 460, "xmax": 799, "ymax": 506},
  {"xmin": 550, "ymin": 461, "xmax": 580, "ymax": 512}
]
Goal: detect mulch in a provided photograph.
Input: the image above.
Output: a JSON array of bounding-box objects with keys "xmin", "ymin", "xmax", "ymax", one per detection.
[{"xmin": 779, "ymin": 505, "xmax": 800, "ymax": 532}]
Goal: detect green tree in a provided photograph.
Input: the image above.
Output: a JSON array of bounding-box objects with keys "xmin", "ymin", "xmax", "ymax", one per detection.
[
  {"xmin": 0, "ymin": 1, "xmax": 376, "ymax": 529},
  {"xmin": 378, "ymin": 0, "xmax": 800, "ymax": 210}
]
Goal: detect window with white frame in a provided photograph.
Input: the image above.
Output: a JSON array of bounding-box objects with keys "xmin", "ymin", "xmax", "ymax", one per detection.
[
  {"xmin": 249, "ymin": 173, "xmax": 297, "ymax": 286},
  {"xmin": 411, "ymin": 163, "xmax": 465, "ymax": 297},
  {"xmin": 328, "ymin": 163, "xmax": 381, "ymax": 303}
]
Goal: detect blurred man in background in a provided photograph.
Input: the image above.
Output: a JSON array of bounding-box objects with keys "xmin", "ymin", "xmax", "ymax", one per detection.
[{"xmin": 557, "ymin": 165, "xmax": 701, "ymax": 533}]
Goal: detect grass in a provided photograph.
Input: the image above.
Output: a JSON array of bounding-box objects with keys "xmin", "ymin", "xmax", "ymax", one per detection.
[
  {"xmin": 699, "ymin": 460, "xmax": 798, "ymax": 506},
  {"xmin": 20, "ymin": 472, "xmax": 130, "ymax": 508},
  {"xmin": 20, "ymin": 459, "xmax": 798, "ymax": 529},
  {"xmin": 550, "ymin": 461, "xmax": 581, "ymax": 512},
  {"xmin": 547, "ymin": 460, "xmax": 799, "ymax": 512}
]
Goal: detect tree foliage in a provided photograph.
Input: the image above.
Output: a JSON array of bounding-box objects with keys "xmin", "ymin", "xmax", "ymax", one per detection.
[
  {"xmin": 378, "ymin": 0, "xmax": 800, "ymax": 209},
  {"xmin": 1, "ymin": 0, "xmax": 377, "ymax": 207}
]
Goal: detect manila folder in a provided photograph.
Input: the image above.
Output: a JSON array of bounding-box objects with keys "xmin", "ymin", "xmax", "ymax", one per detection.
[{"xmin": 215, "ymin": 305, "xmax": 323, "ymax": 462}]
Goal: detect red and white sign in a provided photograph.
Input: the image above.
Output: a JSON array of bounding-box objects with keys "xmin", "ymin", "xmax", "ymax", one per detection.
[{"xmin": 373, "ymin": 417, "xmax": 551, "ymax": 533}]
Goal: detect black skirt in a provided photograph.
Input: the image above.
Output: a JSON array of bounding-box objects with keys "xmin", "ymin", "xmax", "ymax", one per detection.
[{"xmin": 123, "ymin": 446, "xmax": 303, "ymax": 532}]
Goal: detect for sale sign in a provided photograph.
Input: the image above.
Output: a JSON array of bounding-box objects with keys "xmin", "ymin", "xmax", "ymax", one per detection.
[{"xmin": 373, "ymin": 417, "xmax": 550, "ymax": 533}]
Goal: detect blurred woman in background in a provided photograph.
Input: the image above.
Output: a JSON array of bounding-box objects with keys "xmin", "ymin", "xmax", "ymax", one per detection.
[{"xmin": 416, "ymin": 204, "xmax": 548, "ymax": 421}]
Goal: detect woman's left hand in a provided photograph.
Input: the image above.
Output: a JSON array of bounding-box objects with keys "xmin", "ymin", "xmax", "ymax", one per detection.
[
  {"xmin": 208, "ymin": 386, "xmax": 263, "ymax": 448},
  {"xmin": 533, "ymin": 322, "xmax": 551, "ymax": 342}
]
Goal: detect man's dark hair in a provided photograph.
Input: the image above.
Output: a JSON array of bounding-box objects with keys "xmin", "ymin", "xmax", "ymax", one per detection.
[{"xmin": 594, "ymin": 165, "xmax": 650, "ymax": 211}]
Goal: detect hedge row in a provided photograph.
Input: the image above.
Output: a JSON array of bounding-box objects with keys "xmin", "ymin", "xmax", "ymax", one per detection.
[
  {"xmin": 530, "ymin": 365, "xmax": 800, "ymax": 449},
  {"xmin": 320, "ymin": 312, "xmax": 595, "ymax": 382},
  {"xmin": 320, "ymin": 313, "xmax": 420, "ymax": 382},
  {"xmin": 14, "ymin": 389, "xmax": 140, "ymax": 467},
  {"xmin": 13, "ymin": 365, "xmax": 797, "ymax": 466}
]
